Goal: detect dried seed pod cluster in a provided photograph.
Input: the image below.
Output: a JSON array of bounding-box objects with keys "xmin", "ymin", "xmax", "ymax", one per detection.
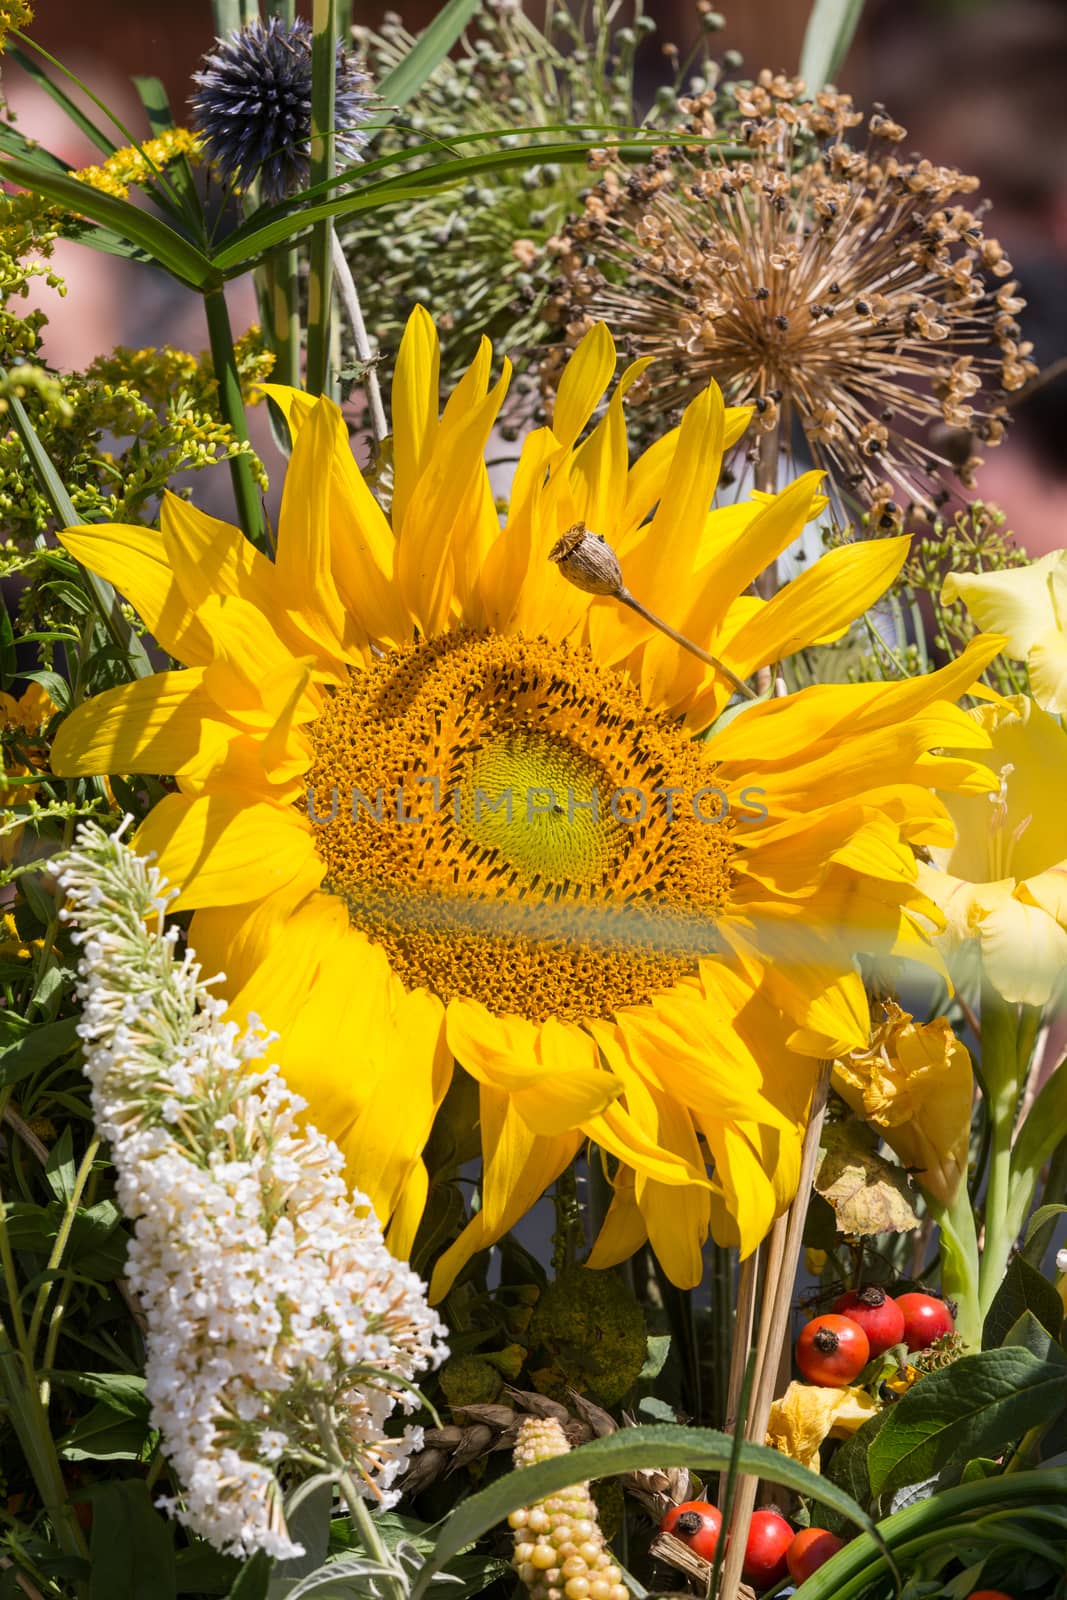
[
  {"xmin": 545, "ymin": 73, "xmax": 1036, "ymax": 521},
  {"xmin": 509, "ymin": 1417, "xmax": 629, "ymax": 1600}
]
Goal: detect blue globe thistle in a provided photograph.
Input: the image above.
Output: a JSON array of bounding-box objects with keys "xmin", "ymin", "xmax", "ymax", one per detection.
[{"xmin": 191, "ymin": 16, "xmax": 372, "ymax": 204}]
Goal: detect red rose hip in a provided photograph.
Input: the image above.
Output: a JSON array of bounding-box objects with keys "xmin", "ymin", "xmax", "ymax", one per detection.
[
  {"xmin": 659, "ymin": 1501, "xmax": 722, "ymax": 1562},
  {"xmin": 795, "ymin": 1313, "xmax": 871, "ymax": 1386},
  {"xmin": 787, "ymin": 1527, "xmax": 845, "ymax": 1582},
  {"xmin": 833, "ymin": 1286, "xmax": 906, "ymax": 1356},
  {"xmin": 894, "ymin": 1292, "xmax": 954, "ymax": 1351},
  {"xmin": 742, "ymin": 1509, "xmax": 793, "ymax": 1587}
]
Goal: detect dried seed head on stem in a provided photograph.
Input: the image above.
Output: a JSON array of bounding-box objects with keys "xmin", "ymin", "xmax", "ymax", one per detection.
[{"xmin": 545, "ymin": 75, "xmax": 1035, "ymax": 524}]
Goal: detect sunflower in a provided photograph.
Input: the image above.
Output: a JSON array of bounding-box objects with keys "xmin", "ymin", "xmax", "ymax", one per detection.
[{"xmin": 51, "ymin": 309, "xmax": 1001, "ymax": 1297}]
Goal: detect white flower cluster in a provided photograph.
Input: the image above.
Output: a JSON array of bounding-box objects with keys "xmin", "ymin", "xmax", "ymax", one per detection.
[{"xmin": 56, "ymin": 820, "xmax": 447, "ymax": 1561}]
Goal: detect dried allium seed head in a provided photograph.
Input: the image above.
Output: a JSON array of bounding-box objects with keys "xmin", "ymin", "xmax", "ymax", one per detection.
[
  {"xmin": 546, "ymin": 77, "xmax": 1036, "ymax": 516},
  {"xmin": 548, "ymin": 523, "xmax": 626, "ymax": 597},
  {"xmin": 509, "ymin": 1418, "xmax": 628, "ymax": 1600}
]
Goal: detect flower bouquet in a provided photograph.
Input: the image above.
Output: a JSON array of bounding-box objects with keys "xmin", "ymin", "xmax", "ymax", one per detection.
[{"xmin": 0, "ymin": 1, "xmax": 1064, "ymax": 1597}]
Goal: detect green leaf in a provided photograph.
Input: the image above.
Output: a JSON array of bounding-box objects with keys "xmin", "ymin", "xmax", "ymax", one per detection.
[
  {"xmin": 368, "ymin": 0, "xmax": 482, "ymax": 129},
  {"xmin": 0, "ymin": 1015, "xmax": 80, "ymax": 1087},
  {"xmin": 822, "ymin": 1408, "xmax": 892, "ymax": 1532},
  {"xmin": 49, "ymin": 1372, "xmax": 148, "ymax": 1418},
  {"xmin": 0, "ymin": 155, "xmax": 218, "ymax": 291},
  {"xmin": 175, "ymin": 1543, "xmax": 243, "ymax": 1597},
  {"xmin": 7, "ymin": 46, "xmax": 119, "ymax": 156},
  {"xmin": 0, "ymin": 593, "xmax": 15, "ymax": 689},
  {"xmin": 88, "ymin": 1480, "xmax": 176, "ymax": 1598},
  {"xmin": 1000, "ymin": 1309, "xmax": 1067, "ymax": 1364},
  {"xmin": 867, "ymin": 1347, "xmax": 1067, "ymax": 1497},
  {"xmin": 983, "ymin": 1255, "xmax": 1064, "ymax": 1349},
  {"xmin": 410, "ymin": 1423, "xmax": 877, "ymax": 1600},
  {"xmin": 131, "ymin": 76, "xmax": 202, "ymax": 225},
  {"xmin": 44, "ymin": 1125, "xmax": 76, "ymax": 1205},
  {"xmin": 61, "ymin": 1403, "xmax": 151, "ymax": 1462},
  {"xmin": 209, "ymin": 135, "xmax": 689, "ymax": 273},
  {"xmin": 1023, "ymin": 1203, "xmax": 1067, "ymax": 1266},
  {"xmin": 798, "ymin": 0, "xmax": 867, "ymax": 91},
  {"xmin": 227, "ymin": 1551, "xmax": 273, "ymax": 1600}
]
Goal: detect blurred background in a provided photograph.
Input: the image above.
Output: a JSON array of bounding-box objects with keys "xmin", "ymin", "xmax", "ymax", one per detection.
[{"xmin": 3, "ymin": 0, "xmax": 1065, "ymax": 551}]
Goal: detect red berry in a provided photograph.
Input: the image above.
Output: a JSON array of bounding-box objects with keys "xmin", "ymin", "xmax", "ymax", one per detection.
[
  {"xmin": 742, "ymin": 1509, "xmax": 793, "ymax": 1588},
  {"xmin": 795, "ymin": 1314, "xmax": 871, "ymax": 1386},
  {"xmin": 659, "ymin": 1501, "xmax": 722, "ymax": 1562},
  {"xmin": 833, "ymin": 1286, "xmax": 906, "ymax": 1357},
  {"xmin": 786, "ymin": 1527, "xmax": 845, "ymax": 1582},
  {"xmin": 965, "ymin": 1592, "xmax": 1015, "ymax": 1599},
  {"xmin": 894, "ymin": 1292, "xmax": 954, "ymax": 1352}
]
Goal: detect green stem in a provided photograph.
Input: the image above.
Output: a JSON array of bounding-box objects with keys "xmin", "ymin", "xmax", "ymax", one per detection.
[
  {"xmin": 978, "ymin": 981, "xmax": 1021, "ymax": 1314},
  {"xmin": 265, "ymin": 246, "xmax": 302, "ymax": 389},
  {"xmin": 29, "ymin": 1138, "xmax": 100, "ymax": 1391},
  {"xmin": 202, "ymin": 288, "xmax": 267, "ymax": 549},
  {"xmin": 926, "ymin": 1180, "xmax": 982, "ymax": 1350},
  {"xmin": 312, "ymin": 1403, "xmax": 405, "ymax": 1600},
  {"xmin": 0, "ymin": 1161, "xmax": 89, "ymax": 1581},
  {"xmin": 3, "ymin": 374, "xmax": 151, "ymax": 679},
  {"xmin": 306, "ymin": 0, "xmax": 338, "ymax": 397}
]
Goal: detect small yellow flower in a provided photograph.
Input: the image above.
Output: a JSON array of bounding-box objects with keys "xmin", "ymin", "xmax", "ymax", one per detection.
[
  {"xmin": 0, "ymin": 0, "xmax": 32, "ymax": 52},
  {"xmin": 766, "ymin": 1381, "xmax": 879, "ymax": 1473},
  {"xmin": 943, "ymin": 549, "xmax": 1067, "ymax": 716},
  {"xmin": 73, "ymin": 129, "xmax": 202, "ymax": 201},
  {"xmin": 1, "ymin": 683, "xmax": 56, "ymax": 866},
  {"xmin": 918, "ymin": 694, "xmax": 1067, "ymax": 1006},
  {"xmin": 832, "ymin": 1002, "xmax": 973, "ymax": 1208}
]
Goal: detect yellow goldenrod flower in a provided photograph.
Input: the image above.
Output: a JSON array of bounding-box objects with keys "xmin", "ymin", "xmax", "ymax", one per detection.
[
  {"xmin": 943, "ymin": 549, "xmax": 1067, "ymax": 717},
  {"xmin": 832, "ymin": 1001, "xmax": 974, "ymax": 1208},
  {"xmin": 0, "ymin": 0, "xmax": 32, "ymax": 51},
  {"xmin": 766, "ymin": 1381, "xmax": 879, "ymax": 1474},
  {"xmin": 917, "ymin": 694, "xmax": 1067, "ymax": 1006},
  {"xmin": 508, "ymin": 1416, "xmax": 625, "ymax": 1600},
  {"xmin": 50, "ymin": 309, "xmax": 1002, "ymax": 1297},
  {"xmin": 1, "ymin": 682, "xmax": 56, "ymax": 866},
  {"xmin": 73, "ymin": 129, "xmax": 203, "ymax": 201}
]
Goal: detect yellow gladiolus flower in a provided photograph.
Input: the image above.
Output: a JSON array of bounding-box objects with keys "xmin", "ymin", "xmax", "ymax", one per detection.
[
  {"xmin": 943, "ymin": 548, "xmax": 1067, "ymax": 716},
  {"xmin": 917, "ymin": 693, "xmax": 1067, "ymax": 1007},
  {"xmin": 50, "ymin": 309, "xmax": 1001, "ymax": 1297},
  {"xmin": 832, "ymin": 1001, "xmax": 974, "ymax": 1207},
  {"xmin": 766, "ymin": 1381, "xmax": 880, "ymax": 1473}
]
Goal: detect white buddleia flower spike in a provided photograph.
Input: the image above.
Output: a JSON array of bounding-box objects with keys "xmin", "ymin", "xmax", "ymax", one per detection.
[{"xmin": 55, "ymin": 819, "xmax": 447, "ymax": 1561}]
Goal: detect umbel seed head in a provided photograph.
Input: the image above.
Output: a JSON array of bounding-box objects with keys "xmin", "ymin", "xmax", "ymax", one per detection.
[{"xmin": 549, "ymin": 523, "xmax": 626, "ymax": 597}]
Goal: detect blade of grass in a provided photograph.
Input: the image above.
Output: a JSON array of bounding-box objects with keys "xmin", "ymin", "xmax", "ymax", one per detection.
[
  {"xmin": 306, "ymin": 0, "xmax": 338, "ymax": 397},
  {"xmin": 366, "ymin": 0, "xmax": 481, "ymax": 131},
  {"xmin": 209, "ymin": 133, "xmax": 705, "ymax": 272},
  {"xmin": 131, "ymin": 75, "xmax": 206, "ymax": 232},
  {"xmin": 0, "ymin": 154, "xmax": 218, "ymax": 290},
  {"xmin": 7, "ymin": 44, "xmax": 118, "ymax": 156},
  {"xmin": 3, "ymin": 373, "xmax": 151, "ymax": 680},
  {"xmin": 798, "ymin": 0, "xmax": 867, "ymax": 90}
]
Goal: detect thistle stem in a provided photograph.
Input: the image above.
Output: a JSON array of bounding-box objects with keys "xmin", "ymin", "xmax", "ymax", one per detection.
[
  {"xmin": 203, "ymin": 288, "xmax": 267, "ymax": 549},
  {"xmin": 331, "ymin": 231, "xmax": 388, "ymax": 443},
  {"xmin": 618, "ymin": 591, "xmax": 758, "ymax": 700}
]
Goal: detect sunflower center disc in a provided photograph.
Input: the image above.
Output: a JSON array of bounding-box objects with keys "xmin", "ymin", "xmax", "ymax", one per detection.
[{"xmin": 304, "ymin": 630, "xmax": 736, "ymax": 1020}]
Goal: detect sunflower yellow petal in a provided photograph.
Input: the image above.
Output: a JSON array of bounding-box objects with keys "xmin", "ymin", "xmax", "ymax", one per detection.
[
  {"xmin": 51, "ymin": 669, "xmax": 231, "ymax": 778},
  {"xmin": 549, "ymin": 321, "xmax": 616, "ymax": 449},
  {"xmin": 133, "ymin": 791, "xmax": 322, "ymax": 911},
  {"xmin": 59, "ymin": 523, "xmax": 213, "ymax": 667},
  {"xmin": 391, "ymin": 304, "xmax": 440, "ymax": 535},
  {"xmin": 586, "ymin": 1167, "xmax": 648, "ymax": 1268},
  {"xmin": 446, "ymin": 1001, "xmax": 619, "ymax": 1134}
]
